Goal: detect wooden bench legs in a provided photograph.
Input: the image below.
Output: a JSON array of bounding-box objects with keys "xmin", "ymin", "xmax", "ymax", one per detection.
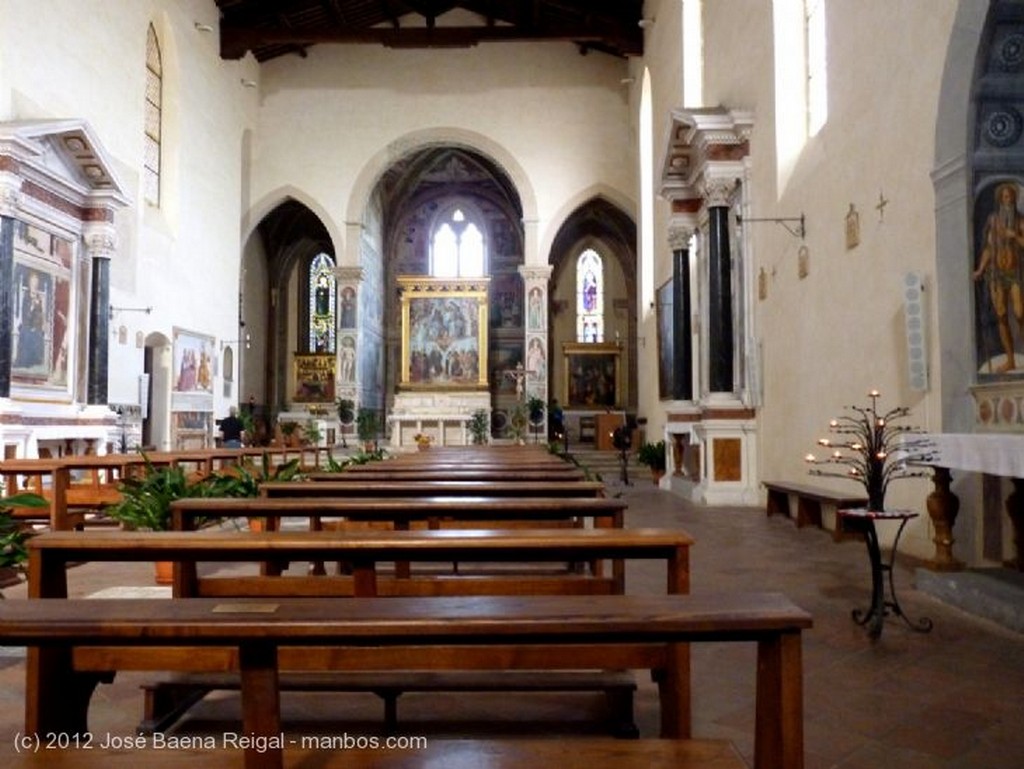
[{"xmin": 754, "ymin": 632, "xmax": 803, "ymax": 769}]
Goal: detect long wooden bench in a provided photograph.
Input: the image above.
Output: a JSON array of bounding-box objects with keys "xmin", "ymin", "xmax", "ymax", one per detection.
[
  {"xmin": 27, "ymin": 527, "xmax": 690, "ymax": 737},
  {"xmin": 259, "ymin": 478, "xmax": 607, "ymax": 498},
  {"xmin": 763, "ymin": 480, "xmax": 868, "ymax": 533},
  {"xmin": 171, "ymin": 496, "xmax": 628, "ymax": 532},
  {"xmin": 2, "ymin": 592, "xmax": 811, "ymax": 769},
  {"xmin": 4, "ymin": 739, "xmax": 749, "ymax": 769},
  {"xmin": 329, "ymin": 467, "xmax": 588, "ymax": 481}
]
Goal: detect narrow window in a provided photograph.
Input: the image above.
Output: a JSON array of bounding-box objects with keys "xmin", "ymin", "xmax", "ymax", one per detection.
[
  {"xmin": 576, "ymin": 249, "xmax": 604, "ymax": 343},
  {"xmin": 431, "ymin": 207, "xmax": 486, "ymax": 277},
  {"xmin": 144, "ymin": 24, "xmax": 163, "ymax": 206},
  {"xmin": 806, "ymin": 0, "xmax": 828, "ymax": 136},
  {"xmin": 308, "ymin": 253, "xmax": 336, "ymax": 353}
]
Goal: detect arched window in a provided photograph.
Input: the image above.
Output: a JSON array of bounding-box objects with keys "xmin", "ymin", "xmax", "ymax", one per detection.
[
  {"xmin": 431, "ymin": 206, "xmax": 485, "ymax": 277},
  {"xmin": 308, "ymin": 253, "xmax": 336, "ymax": 353},
  {"xmin": 576, "ymin": 249, "xmax": 604, "ymax": 343},
  {"xmin": 144, "ymin": 24, "xmax": 163, "ymax": 206}
]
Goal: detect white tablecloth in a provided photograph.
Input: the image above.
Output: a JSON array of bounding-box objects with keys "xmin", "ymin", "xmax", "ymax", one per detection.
[{"xmin": 919, "ymin": 433, "xmax": 1024, "ymax": 478}]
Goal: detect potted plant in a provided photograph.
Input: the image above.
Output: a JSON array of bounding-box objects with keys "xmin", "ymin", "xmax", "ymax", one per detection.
[
  {"xmin": 637, "ymin": 440, "xmax": 668, "ymax": 484},
  {"xmin": 413, "ymin": 433, "xmax": 433, "ymax": 451},
  {"xmin": 336, "ymin": 398, "xmax": 355, "ymax": 447},
  {"xmin": 468, "ymin": 409, "xmax": 490, "ymax": 445},
  {"xmin": 0, "ymin": 491, "xmax": 48, "ymax": 589},
  {"xmin": 356, "ymin": 407, "xmax": 379, "ymax": 451},
  {"xmin": 509, "ymin": 404, "xmax": 528, "ymax": 445},
  {"xmin": 303, "ymin": 419, "xmax": 322, "ymax": 447},
  {"xmin": 279, "ymin": 420, "xmax": 301, "ymax": 447},
  {"xmin": 106, "ymin": 459, "xmax": 215, "ymax": 583}
]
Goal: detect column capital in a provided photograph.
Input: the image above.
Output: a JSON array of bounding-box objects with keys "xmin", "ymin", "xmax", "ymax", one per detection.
[
  {"xmin": 0, "ymin": 171, "xmax": 21, "ymax": 217},
  {"xmin": 701, "ymin": 177, "xmax": 737, "ymax": 208},
  {"xmin": 668, "ymin": 224, "xmax": 696, "ymax": 250},
  {"xmin": 82, "ymin": 220, "xmax": 117, "ymax": 260},
  {"xmin": 518, "ymin": 264, "xmax": 552, "ymax": 283},
  {"xmin": 334, "ymin": 265, "xmax": 365, "ymax": 283}
]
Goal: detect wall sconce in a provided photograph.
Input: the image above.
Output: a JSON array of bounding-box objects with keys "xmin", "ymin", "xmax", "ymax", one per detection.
[
  {"xmin": 638, "ymin": 18, "xmax": 655, "ymax": 29},
  {"xmin": 221, "ymin": 332, "xmax": 252, "ymax": 351},
  {"xmin": 109, "ymin": 304, "xmax": 153, "ymax": 320},
  {"xmin": 194, "ymin": 22, "xmax": 214, "ymax": 33},
  {"xmin": 241, "ymin": 78, "xmax": 257, "ymax": 88}
]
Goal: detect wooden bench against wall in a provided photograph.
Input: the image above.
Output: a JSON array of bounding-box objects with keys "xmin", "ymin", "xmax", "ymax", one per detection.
[
  {"xmin": 762, "ymin": 480, "xmax": 868, "ymax": 536},
  {"xmin": 2, "ymin": 592, "xmax": 811, "ymax": 769},
  {"xmin": 26, "ymin": 527, "xmax": 691, "ymax": 737}
]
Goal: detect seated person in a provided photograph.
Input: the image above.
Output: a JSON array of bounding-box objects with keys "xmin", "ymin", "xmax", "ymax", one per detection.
[{"xmin": 217, "ymin": 406, "xmax": 245, "ymax": 448}]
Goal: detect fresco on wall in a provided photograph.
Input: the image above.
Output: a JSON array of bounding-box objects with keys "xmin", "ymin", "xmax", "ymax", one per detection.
[
  {"xmin": 974, "ymin": 179, "xmax": 1024, "ymax": 379},
  {"xmin": 11, "ymin": 222, "xmax": 73, "ymax": 391},
  {"xmin": 171, "ymin": 328, "xmax": 215, "ymax": 413}
]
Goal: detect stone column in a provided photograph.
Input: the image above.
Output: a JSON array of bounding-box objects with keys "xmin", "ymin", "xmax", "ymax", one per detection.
[
  {"xmin": 83, "ymin": 216, "xmax": 117, "ymax": 405},
  {"xmin": 669, "ymin": 223, "xmax": 695, "ymax": 401},
  {"xmin": 704, "ymin": 178, "xmax": 736, "ymax": 394},
  {"xmin": 0, "ymin": 173, "xmax": 19, "ymax": 398}
]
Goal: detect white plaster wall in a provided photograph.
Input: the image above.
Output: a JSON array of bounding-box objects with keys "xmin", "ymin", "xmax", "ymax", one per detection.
[
  {"xmin": 1, "ymin": 0, "xmax": 259, "ymax": 428},
  {"xmin": 637, "ymin": 0, "xmax": 964, "ymax": 560},
  {"xmin": 247, "ymin": 43, "xmax": 635, "ymax": 268}
]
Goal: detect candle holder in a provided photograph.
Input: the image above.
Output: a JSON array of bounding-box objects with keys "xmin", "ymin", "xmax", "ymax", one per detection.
[{"xmin": 805, "ymin": 390, "xmax": 935, "ymax": 511}]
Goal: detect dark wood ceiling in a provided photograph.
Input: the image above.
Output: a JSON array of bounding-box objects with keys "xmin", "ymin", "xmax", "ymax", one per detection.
[{"xmin": 213, "ymin": 1, "xmax": 645, "ymax": 62}]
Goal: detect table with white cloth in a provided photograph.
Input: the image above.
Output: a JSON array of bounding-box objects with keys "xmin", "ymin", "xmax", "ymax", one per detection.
[{"xmin": 916, "ymin": 433, "xmax": 1024, "ymax": 571}]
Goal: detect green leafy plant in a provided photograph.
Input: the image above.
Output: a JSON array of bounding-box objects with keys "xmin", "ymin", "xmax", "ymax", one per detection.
[
  {"xmin": 205, "ymin": 452, "xmax": 302, "ymax": 498},
  {"xmin": 0, "ymin": 492, "xmax": 48, "ymax": 571},
  {"xmin": 356, "ymin": 407, "xmax": 379, "ymax": 445},
  {"xmin": 303, "ymin": 419, "xmax": 322, "ymax": 446},
  {"xmin": 336, "ymin": 398, "xmax": 355, "ymax": 425},
  {"xmin": 468, "ymin": 409, "xmax": 490, "ymax": 445},
  {"xmin": 527, "ymin": 396, "xmax": 545, "ymax": 425},
  {"xmin": 107, "ymin": 458, "xmax": 217, "ymax": 531},
  {"xmin": 636, "ymin": 440, "xmax": 667, "ymax": 473}
]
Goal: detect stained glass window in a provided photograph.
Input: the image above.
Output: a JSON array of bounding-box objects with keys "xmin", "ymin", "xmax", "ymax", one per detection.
[
  {"xmin": 144, "ymin": 24, "xmax": 162, "ymax": 206},
  {"xmin": 576, "ymin": 249, "xmax": 604, "ymax": 342},
  {"xmin": 308, "ymin": 253, "xmax": 336, "ymax": 353},
  {"xmin": 431, "ymin": 207, "xmax": 485, "ymax": 277}
]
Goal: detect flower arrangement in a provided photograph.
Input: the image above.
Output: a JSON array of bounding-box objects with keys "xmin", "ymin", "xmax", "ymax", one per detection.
[
  {"xmin": 413, "ymin": 433, "xmax": 433, "ymax": 449},
  {"xmin": 804, "ymin": 389, "xmax": 935, "ymax": 511}
]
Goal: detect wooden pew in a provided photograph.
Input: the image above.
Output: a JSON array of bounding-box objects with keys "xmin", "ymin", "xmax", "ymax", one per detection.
[
  {"xmin": 259, "ymin": 479, "xmax": 606, "ymax": 498},
  {"xmin": 1, "ymin": 592, "xmax": 811, "ymax": 769},
  {"xmin": 326, "ymin": 467, "xmax": 588, "ymax": 481},
  {"xmin": 170, "ymin": 496, "xmax": 628, "ymax": 532},
  {"xmin": 27, "ymin": 527, "xmax": 691, "ymax": 735}
]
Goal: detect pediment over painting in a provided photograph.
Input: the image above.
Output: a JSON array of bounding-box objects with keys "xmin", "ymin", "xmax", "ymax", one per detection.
[{"xmin": 0, "ymin": 119, "xmax": 128, "ymax": 208}]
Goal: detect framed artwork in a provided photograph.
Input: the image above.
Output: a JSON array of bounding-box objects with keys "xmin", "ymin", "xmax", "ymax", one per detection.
[
  {"xmin": 398, "ymin": 276, "xmax": 490, "ymax": 390},
  {"xmin": 171, "ymin": 328, "xmax": 215, "ymax": 413},
  {"xmin": 655, "ymin": 279, "xmax": 673, "ymax": 399},
  {"xmin": 293, "ymin": 353, "xmax": 336, "ymax": 403},
  {"xmin": 11, "ymin": 221, "xmax": 75, "ymax": 394},
  {"xmin": 562, "ymin": 342, "xmax": 621, "ymax": 408}
]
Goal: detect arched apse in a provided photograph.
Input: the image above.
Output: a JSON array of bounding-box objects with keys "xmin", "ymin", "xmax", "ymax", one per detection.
[
  {"xmin": 344, "ymin": 128, "xmax": 537, "ymax": 263},
  {"xmin": 548, "ymin": 197, "xmax": 638, "ymax": 414},
  {"xmin": 378, "ymin": 146, "xmax": 525, "ymax": 430}
]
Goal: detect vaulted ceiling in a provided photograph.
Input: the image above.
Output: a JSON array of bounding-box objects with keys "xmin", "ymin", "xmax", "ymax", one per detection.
[{"xmin": 213, "ymin": 1, "xmax": 645, "ymax": 62}]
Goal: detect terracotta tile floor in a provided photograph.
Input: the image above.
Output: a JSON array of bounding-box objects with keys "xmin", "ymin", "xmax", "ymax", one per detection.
[{"xmin": 0, "ymin": 484, "xmax": 1022, "ymax": 768}]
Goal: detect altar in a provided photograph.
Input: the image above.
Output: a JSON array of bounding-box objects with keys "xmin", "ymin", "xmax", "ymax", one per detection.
[{"xmin": 917, "ymin": 433, "xmax": 1024, "ymax": 571}]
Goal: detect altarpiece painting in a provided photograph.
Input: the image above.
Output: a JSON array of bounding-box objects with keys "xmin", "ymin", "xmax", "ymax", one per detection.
[{"xmin": 398, "ymin": 277, "xmax": 489, "ymax": 389}]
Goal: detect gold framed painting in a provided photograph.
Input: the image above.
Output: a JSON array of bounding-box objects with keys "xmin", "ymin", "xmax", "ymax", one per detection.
[
  {"xmin": 293, "ymin": 353, "xmax": 336, "ymax": 403},
  {"xmin": 398, "ymin": 276, "xmax": 490, "ymax": 390},
  {"xmin": 563, "ymin": 342, "xmax": 621, "ymax": 408}
]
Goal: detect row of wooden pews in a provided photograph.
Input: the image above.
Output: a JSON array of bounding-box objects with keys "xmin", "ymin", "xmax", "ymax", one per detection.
[{"xmin": 1, "ymin": 444, "xmax": 812, "ymax": 769}]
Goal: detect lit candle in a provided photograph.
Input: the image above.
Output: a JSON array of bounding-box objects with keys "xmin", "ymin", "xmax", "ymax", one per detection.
[
  {"xmin": 805, "ymin": 453, "xmax": 816, "ymax": 462},
  {"xmin": 869, "ymin": 389, "xmax": 880, "ymax": 397}
]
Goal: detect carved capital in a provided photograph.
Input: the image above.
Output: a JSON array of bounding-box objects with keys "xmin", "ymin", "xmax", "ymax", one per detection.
[
  {"xmin": 702, "ymin": 177, "xmax": 737, "ymax": 208},
  {"xmin": 0, "ymin": 171, "xmax": 21, "ymax": 217},
  {"xmin": 334, "ymin": 265, "xmax": 365, "ymax": 284},
  {"xmin": 518, "ymin": 264, "xmax": 553, "ymax": 284},
  {"xmin": 82, "ymin": 221, "xmax": 117, "ymax": 260},
  {"xmin": 668, "ymin": 224, "xmax": 695, "ymax": 251}
]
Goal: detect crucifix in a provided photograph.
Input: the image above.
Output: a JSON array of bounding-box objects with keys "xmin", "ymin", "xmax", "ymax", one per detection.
[
  {"xmin": 503, "ymin": 362, "xmax": 534, "ymax": 402},
  {"xmin": 875, "ymin": 191, "xmax": 889, "ymax": 222}
]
